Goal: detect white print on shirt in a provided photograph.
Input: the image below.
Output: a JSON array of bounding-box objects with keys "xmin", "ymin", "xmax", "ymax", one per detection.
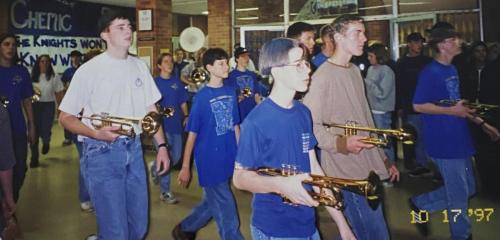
[
  {"xmin": 302, "ymin": 133, "xmax": 311, "ymax": 153},
  {"xmin": 209, "ymin": 95, "xmax": 234, "ymax": 136},
  {"xmin": 135, "ymin": 78, "xmax": 143, "ymax": 87},
  {"xmin": 236, "ymin": 75, "xmax": 254, "ymax": 90},
  {"xmin": 171, "ymin": 83, "xmax": 179, "ymax": 90}
]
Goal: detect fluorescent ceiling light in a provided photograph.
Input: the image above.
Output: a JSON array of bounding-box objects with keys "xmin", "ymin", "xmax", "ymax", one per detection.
[
  {"xmin": 237, "ymin": 17, "xmax": 259, "ymax": 20},
  {"xmin": 400, "ymin": 2, "xmax": 431, "ymax": 5},
  {"xmin": 236, "ymin": 7, "xmax": 259, "ymax": 12},
  {"xmin": 279, "ymin": 13, "xmax": 298, "ymax": 17},
  {"xmin": 201, "ymin": 11, "xmax": 209, "ymax": 15},
  {"xmin": 358, "ymin": 4, "xmax": 391, "ymax": 10}
]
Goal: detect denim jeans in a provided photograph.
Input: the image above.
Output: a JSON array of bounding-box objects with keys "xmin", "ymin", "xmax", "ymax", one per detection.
[
  {"xmin": 250, "ymin": 225, "xmax": 320, "ymax": 240},
  {"xmin": 413, "ymin": 157, "xmax": 476, "ymax": 240},
  {"xmin": 341, "ymin": 190, "xmax": 389, "ymax": 240},
  {"xmin": 12, "ymin": 134, "xmax": 27, "ymax": 202},
  {"xmin": 151, "ymin": 132, "xmax": 182, "ymax": 193},
  {"xmin": 372, "ymin": 112, "xmax": 395, "ymax": 164},
  {"xmin": 180, "ymin": 180, "xmax": 243, "ymax": 240},
  {"xmin": 30, "ymin": 101, "xmax": 55, "ymax": 163},
  {"xmin": 406, "ymin": 114, "xmax": 429, "ymax": 167},
  {"xmin": 81, "ymin": 137, "xmax": 148, "ymax": 240},
  {"xmin": 75, "ymin": 141, "xmax": 90, "ymax": 203}
]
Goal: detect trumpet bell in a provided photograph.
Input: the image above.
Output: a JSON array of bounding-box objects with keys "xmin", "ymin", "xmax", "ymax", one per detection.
[
  {"xmin": 241, "ymin": 87, "xmax": 252, "ymax": 98},
  {"xmin": 141, "ymin": 112, "xmax": 161, "ymax": 136}
]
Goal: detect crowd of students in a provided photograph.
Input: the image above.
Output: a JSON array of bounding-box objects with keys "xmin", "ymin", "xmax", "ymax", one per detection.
[{"xmin": 1, "ymin": 7, "xmax": 500, "ymax": 240}]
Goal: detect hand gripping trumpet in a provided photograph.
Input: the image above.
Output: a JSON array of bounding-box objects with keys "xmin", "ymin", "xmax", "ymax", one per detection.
[
  {"xmin": 255, "ymin": 165, "xmax": 382, "ymax": 210},
  {"xmin": 156, "ymin": 103, "xmax": 175, "ymax": 118},
  {"xmin": 435, "ymin": 99, "xmax": 500, "ymax": 117},
  {"xmin": 323, "ymin": 122, "xmax": 413, "ymax": 147},
  {"xmin": 80, "ymin": 112, "xmax": 161, "ymax": 138},
  {"xmin": 32, "ymin": 86, "xmax": 41, "ymax": 103}
]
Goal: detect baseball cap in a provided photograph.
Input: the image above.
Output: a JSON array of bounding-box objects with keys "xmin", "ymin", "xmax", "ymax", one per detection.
[
  {"xmin": 406, "ymin": 32, "xmax": 425, "ymax": 43},
  {"xmin": 429, "ymin": 27, "xmax": 461, "ymax": 45},
  {"xmin": 234, "ymin": 47, "xmax": 249, "ymax": 59}
]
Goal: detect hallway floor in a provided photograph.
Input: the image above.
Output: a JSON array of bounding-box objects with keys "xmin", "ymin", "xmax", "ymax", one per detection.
[{"xmin": 14, "ymin": 124, "xmax": 500, "ymax": 239}]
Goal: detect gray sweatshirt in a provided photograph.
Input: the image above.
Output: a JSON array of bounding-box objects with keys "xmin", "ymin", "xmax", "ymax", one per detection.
[{"xmin": 364, "ymin": 64, "xmax": 395, "ymax": 112}]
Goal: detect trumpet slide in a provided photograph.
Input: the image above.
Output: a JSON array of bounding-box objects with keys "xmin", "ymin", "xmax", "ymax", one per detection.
[
  {"xmin": 323, "ymin": 122, "xmax": 413, "ymax": 147},
  {"xmin": 80, "ymin": 111, "xmax": 161, "ymax": 138},
  {"xmin": 255, "ymin": 165, "xmax": 382, "ymax": 210}
]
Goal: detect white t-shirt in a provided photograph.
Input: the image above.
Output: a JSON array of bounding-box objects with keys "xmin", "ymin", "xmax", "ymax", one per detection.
[
  {"xmin": 59, "ymin": 52, "xmax": 161, "ymax": 135},
  {"xmin": 33, "ymin": 74, "xmax": 64, "ymax": 102}
]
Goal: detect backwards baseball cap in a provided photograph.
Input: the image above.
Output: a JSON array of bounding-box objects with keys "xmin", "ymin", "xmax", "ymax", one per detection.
[
  {"xmin": 406, "ymin": 32, "xmax": 425, "ymax": 43},
  {"xmin": 234, "ymin": 47, "xmax": 249, "ymax": 58}
]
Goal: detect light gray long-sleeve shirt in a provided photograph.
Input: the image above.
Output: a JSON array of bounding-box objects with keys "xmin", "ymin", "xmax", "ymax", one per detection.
[{"xmin": 364, "ymin": 64, "xmax": 395, "ymax": 112}]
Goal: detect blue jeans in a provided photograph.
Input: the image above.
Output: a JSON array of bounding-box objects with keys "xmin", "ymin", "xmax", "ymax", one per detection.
[
  {"xmin": 75, "ymin": 141, "xmax": 90, "ymax": 203},
  {"xmin": 407, "ymin": 114, "xmax": 429, "ymax": 167},
  {"xmin": 250, "ymin": 225, "xmax": 320, "ymax": 240},
  {"xmin": 413, "ymin": 157, "xmax": 476, "ymax": 240},
  {"xmin": 151, "ymin": 133, "xmax": 182, "ymax": 193},
  {"xmin": 180, "ymin": 180, "xmax": 243, "ymax": 240},
  {"xmin": 81, "ymin": 137, "xmax": 148, "ymax": 240},
  {"xmin": 342, "ymin": 190, "xmax": 389, "ymax": 240},
  {"xmin": 372, "ymin": 112, "xmax": 395, "ymax": 164}
]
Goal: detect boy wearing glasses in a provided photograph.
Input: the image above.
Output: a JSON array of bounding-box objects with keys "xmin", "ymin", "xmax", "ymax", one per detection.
[
  {"xmin": 59, "ymin": 9, "xmax": 170, "ymax": 239},
  {"xmin": 303, "ymin": 15, "xmax": 399, "ymax": 240},
  {"xmin": 225, "ymin": 47, "xmax": 262, "ymax": 121},
  {"xmin": 233, "ymin": 38, "xmax": 355, "ymax": 240},
  {"xmin": 173, "ymin": 48, "xmax": 243, "ymax": 240}
]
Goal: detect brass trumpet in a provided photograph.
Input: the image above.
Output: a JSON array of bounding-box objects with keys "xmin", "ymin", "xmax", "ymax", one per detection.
[
  {"xmin": 80, "ymin": 112, "xmax": 161, "ymax": 138},
  {"xmin": 0, "ymin": 96, "xmax": 8, "ymax": 108},
  {"xmin": 32, "ymin": 86, "xmax": 41, "ymax": 103},
  {"xmin": 323, "ymin": 122, "xmax": 413, "ymax": 147},
  {"xmin": 256, "ymin": 165, "xmax": 382, "ymax": 210},
  {"xmin": 436, "ymin": 99, "xmax": 499, "ymax": 117},
  {"xmin": 156, "ymin": 103, "xmax": 175, "ymax": 118},
  {"xmin": 189, "ymin": 67, "xmax": 209, "ymax": 87},
  {"xmin": 241, "ymin": 87, "xmax": 252, "ymax": 98}
]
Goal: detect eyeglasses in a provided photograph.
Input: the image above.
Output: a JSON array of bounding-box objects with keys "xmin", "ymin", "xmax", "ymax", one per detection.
[
  {"xmin": 109, "ymin": 24, "xmax": 133, "ymax": 32},
  {"xmin": 281, "ymin": 59, "xmax": 311, "ymax": 71}
]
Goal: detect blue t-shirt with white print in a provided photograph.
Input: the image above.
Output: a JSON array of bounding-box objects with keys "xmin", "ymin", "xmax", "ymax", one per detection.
[
  {"xmin": 185, "ymin": 85, "xmax": 240, "ymax": 187},
  {"xmin": 236, "ymin": 98, "xmax": 318, "ymax": 238},
  {"xmin": 413, "ymin": 60, "xmax": 475, "ymax": 158},
  {"xmin": 225, "ymin": 69, "xmax": 259, "ymax": 121},
  {"xmin": 154, "ymin": 75, "xmax": 188, "ymax": 134}
]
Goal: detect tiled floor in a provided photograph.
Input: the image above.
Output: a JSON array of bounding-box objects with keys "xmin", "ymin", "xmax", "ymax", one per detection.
[{"xmin": 14, "ymin": 124, "xmax": 500, "ymax": 239}]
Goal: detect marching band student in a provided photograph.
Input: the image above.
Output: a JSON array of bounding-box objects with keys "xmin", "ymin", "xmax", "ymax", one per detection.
[
  {"xmin": 286, "ymin": 22, "xmax": 316, "ymax": 57},
  {"xmin": 410, "ymin": 26, "xmax": 500, "ymax": 240},
  {"xmin": 29, "ymin": 54, "xmax": 65, "ymax": 168},
  {"xmin": 61, "ymin": 50, "xmax": 83, "ymax": 146},
  {"xmin": 173, "ymin": 48, "xmax": 243, "ymax": 240},
  {"xmin": 149, "ymin": 53, "xmax": 189, "ymax": 204},
  {"xmin": 59, "ymin": 9, "xmax": 170, "ymax": 239},
  {"xmin": 233, "ymin": 37, "xmax": 356, "ymax": 240},
  {"xmin": 0, "ymin": 33, "xmax": 35, "ymax": 203},
  {"xmin": 303, "ymin": 15, "xmax": 399, "ymax": 240},
  {"xmin": 225, "ymin": 47, "xmax": 262, "ymax": 121}
]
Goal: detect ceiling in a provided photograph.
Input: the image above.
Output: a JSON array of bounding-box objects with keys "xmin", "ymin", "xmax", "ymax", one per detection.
[{"xmin": 77, "ymin": 0, "xmax": 208, "ymax": 15}]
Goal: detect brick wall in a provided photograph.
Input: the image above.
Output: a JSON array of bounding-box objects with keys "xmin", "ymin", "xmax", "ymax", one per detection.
[
  {"xmin": 0, "ymin": 1, "xmax": 9, "ymax": 34},
  {"xmin": 136, "ymin": 0, "xmax": 172, "ymax": 73},
  {"xmin": 207, "ymin": 0, "xmax": 231, "ymax": 52}
]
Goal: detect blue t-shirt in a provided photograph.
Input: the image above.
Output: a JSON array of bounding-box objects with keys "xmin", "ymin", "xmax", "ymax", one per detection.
[
  {"xmin": 186, "ymin": 85, "xmax": 240, "ymax": 187},
  {"xmin": 225, "ymin": 69, "xmax": 259, "ymax": 121},
  {"xmin": 311, "ymin": 52, "xmax": 328, "ymax": 68},
  {"xmin": 174, "ymin": 61, "xmax": 189, "ymax": 79},
  {"xmin": 154, "ymin": 76, "xmax": 188, "ymax": 134},
  {"xmin": 236, "ymin": 98, "xmax": 318, "ymax": 238},
  {"xmin": 0, "ymin": 65, "xmax": 33, "ymax": 136},
  {"xmin": 413, "ymin": 60, "xmax": 475, "ymax": 158},
  {"xmin": 61, "ymin": 66, "xmax": 77, "ymax": 83}
]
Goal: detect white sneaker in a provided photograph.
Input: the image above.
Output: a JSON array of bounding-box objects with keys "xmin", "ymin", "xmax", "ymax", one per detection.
[
  {"xmin": 160, "ymin": 192, "xmax": 178, "ymax": 204},
  {"xmin": 85, "ymin": 234, "xmax": 98, "ymax": 240},
  {"xmin": 80, "ymin": 201, "xmax": 94, "ymax": 212}
]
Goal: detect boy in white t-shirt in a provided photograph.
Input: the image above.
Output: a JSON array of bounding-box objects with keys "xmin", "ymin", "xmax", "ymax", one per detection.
[{"xmin": 58, "ymin": 9, "xmax": 170, "ymax": 239}]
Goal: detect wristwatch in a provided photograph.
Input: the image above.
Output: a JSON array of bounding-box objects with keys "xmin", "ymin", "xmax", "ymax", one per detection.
[{"xmin": 157, "ymin": 143, "xmax": 169, "ymax": 150}]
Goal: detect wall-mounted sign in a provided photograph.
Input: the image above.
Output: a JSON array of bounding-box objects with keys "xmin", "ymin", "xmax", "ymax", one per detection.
[
  {"xmin": 138, "ymin": 9, "xmax": 153, "ymax": 31},
  {"xmin": 295, "ymin": 0, "xmax": 358, "ymax": 21}
]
